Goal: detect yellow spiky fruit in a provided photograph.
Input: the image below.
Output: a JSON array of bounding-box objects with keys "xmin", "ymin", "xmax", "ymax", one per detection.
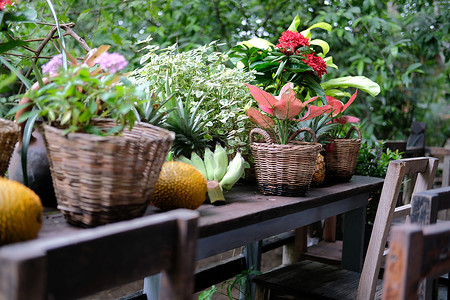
[
  {"xmin": 0, "ymin": 178, "xmax": 43, "ymax": 246},
  {"xmin": 151, "ymin": 161, "xmax": 207, "ymax": 210},
  {"xmin": 311, "ymin": 153, "xmax": 326, "ymax": 186}
]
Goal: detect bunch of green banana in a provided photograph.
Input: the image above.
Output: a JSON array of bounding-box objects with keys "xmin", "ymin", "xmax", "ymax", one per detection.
[{"xmin": 175, "ymin": 144, "xmax": 245, "ymax": 204}]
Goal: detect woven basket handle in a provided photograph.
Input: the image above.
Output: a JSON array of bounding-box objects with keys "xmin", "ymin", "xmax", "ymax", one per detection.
[
  {"xmin": 249, "ymin": 128, "xmax": 274, "ymax": 144},
  {"xmin": 287, "ymin": 127, "xmax": 318, "ymax": 143},
  {"xmin": 345, "ymin": 126, "xmax": 362, "ymax": 139}
]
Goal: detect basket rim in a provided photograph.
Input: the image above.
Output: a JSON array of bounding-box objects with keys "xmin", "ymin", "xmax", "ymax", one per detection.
[
  {"xmin": 0, "ymin": 118, "xmax": 20, "ymax": 132},
  {"xmin": 42, "ymin": 119, "xmax": 175, "ymax": 142}
]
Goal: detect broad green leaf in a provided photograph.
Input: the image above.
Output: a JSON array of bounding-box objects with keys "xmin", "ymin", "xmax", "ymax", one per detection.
[
  {"xmin": 324, "ymin": 57, "xmax": 338, "ymax": 69},
  {"xmin": 321, "ymin": 76, "xmax": 381, "ymax": 97},
  {"xmin": 325, "ymin": 89, "xmax": 351, "ymax": 98},
  {"xmin": 301, "ymin": 22, "xmax": 332, "ymax": 39},
  {"xmin": 238, "ymin": 38, "xmax": 274, "ymax": 50},
  {"xmin": 310, "ymin": 39, "xmax": 330, "ymax": 55},
  {"xmin": 287, "ymin": 14, "xmax": 301, "ymax": 32}
]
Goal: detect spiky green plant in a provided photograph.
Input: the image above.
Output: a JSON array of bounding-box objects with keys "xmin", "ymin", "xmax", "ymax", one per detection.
[{"xmin": 165, "ymin": 93, "xmax": 212, "ymax": 158}]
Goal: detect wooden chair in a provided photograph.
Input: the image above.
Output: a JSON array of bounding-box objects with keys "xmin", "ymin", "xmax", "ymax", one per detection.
[
  {"xmin": 252, "ymin": 157, "xmax": 439, "ymax": 300},
  {"xmin": 382, "ymin": 221, "xmax": 450, "ymax": 300},
  {"xmin": 0, "ymin": 209, "xmax": 199, "ymax": 300},
  {"xmin": 410, "ymin": 186, "xmax": 450, "ymax": 299}
]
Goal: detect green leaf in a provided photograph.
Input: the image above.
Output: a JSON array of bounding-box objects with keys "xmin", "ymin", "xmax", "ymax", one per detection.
[
  {"xmin": 310, "ymin": 39, "xmax": 330, "ymax": 56},
  {"xmin": 0, "ymin": 56, "xmax": 32, "ymax": 89},
  {"xmin": 287, "ymin": 14, "xmax": 301, "ymax": 32},
  {"xmin": 301, "ymin": 22, "xmax": 332, "ymax": 39},
  {"xmin": 89, "ymin": 99, "xmax": 97, "ymax": 114},
  {"xmin": 78, "ymin": 110, "xmax": 92, "ymax": 123},
  {"xmin": 21, "ymin": 111, "xmax": 40, "ymax": 187},
  {"xmin": 60, "ymin": 111, "xmax": 72, "ymax": 125},
  {"xmin": 0, "ymin": 39, "xmax": 28, "ymax": 54},
  {"xmin": 321, "ymin": 76, "xmax": 381, "ymax": 97},
  {"xmin": 323, "ymin": 57, "xmax": 338, "ymax": 69},
  {"xmin": 3, "ymin": 9, "xmax": 37, "ymax": 23},
  {"xmin": 111, "ymin": 33, "xmax": 122, "ymax": 45},
  {"xmin": 238, "ymin": 38, "xmax": 274, "ymax": 50}
]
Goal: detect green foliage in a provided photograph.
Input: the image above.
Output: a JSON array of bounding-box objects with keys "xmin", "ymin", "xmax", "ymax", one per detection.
[
  {"xmin": 355, "ymin": 141, "xmax": 403, "ymax": 224},
  {"xmin": 130, "ymin": 41, "xmax": 256, "ymax": 154},
  {"xmin": 198, "ymin": 266, "xmax": 262, "ymax": 300},
  {"xmin": 355, "ymin": 141, "xmax": 403, "ymax": 178},
  {"xmin": 15, "ymin": 66, "xmax": 141, "ymax": 135},
  {"xmin": 164, "ymin": 92, "xmax": 212, "ymax": 158},
  {"xmin": 1, "ymin": 1, "xmax": 448, "ymax": 147}
]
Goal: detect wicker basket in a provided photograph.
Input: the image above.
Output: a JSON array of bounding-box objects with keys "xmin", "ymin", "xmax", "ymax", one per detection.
[
  {"xmin": 250, "ymin": 127, "xmax": 322, "ymax": 196},
  {"xmin": 324, "ymin": 126, "xmax": 362, "ymax": 183},
  {"xmin": 42, "ymin": 119, "xmax": 175, "ymax": 227},
  {"xmin": 0, "ymin": 119, "xmax": 20, "ymax": 176}
]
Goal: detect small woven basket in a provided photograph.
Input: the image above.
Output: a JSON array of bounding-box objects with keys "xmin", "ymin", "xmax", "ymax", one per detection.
[
  {"xmin": 324, "ymin": 126, "xmax": 362, "ymax": 183},
  {"xmin": 250, "ymin": 127, "xmax": 322, "ymax": 197},
  {"xmin": 0, "ymin": 119, "xmax": 20, "ymax": 176},
  {"xmin": 42, "ymin": 119, "xmax": 175, "ymax": 227}
]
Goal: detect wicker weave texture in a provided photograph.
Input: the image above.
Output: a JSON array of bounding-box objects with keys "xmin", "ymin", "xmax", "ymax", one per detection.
[
  {"xmin": 325, "ymin": 126, "xmax": 362, "ymax": 182},
  {"xmin": 42, "ymin": 120, "xmax": 174, "ymax": 227},
  {"xmin": 250, "ymin": 128, "xmax": 322, "ymax": 197},
  {"xmin": 0, "ymin": 119, "xmax": 19, "ymax": 176}
]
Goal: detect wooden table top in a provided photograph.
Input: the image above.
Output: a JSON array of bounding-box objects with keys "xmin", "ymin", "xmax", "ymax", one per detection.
[{"xmin": 39, "ymin": 175, "xmax": 384, "ymax": 242}]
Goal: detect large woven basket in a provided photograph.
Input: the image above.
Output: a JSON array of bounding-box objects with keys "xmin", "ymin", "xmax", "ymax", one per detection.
[
  {"xmin": 42, "ymin": 119, "xmax": 175, "ymax": 227},
  {"xmin": 324, "ymin": 126, "xmax": 362, "ymax": 183},
  {"xmin": 250, "ymin": 127, "xmax": 322, "ymax": 197},
  {"xmin": 0, "ymin": 119, "xmax": 20, "ymax": 176}
]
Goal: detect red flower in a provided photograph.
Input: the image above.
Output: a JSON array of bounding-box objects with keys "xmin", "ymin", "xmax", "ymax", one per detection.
[
  {"xmin": 276, "ymin": 30, "xmax": 310, "ymax": 55},
  {"xmin": 302, "ymin": 54, "xmax": 328, "ymax": 78},
  {"xmin": 0, "ymin": 0, "xmax": 12, "ymax": 10}
]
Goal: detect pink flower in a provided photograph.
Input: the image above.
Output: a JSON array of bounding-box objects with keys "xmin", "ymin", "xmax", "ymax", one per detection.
[
  {"xmin": 94, "ymin": 52, "xmax": 128, "ymax": 74},
  {"xmin": 246, "ymin": 82, "xmax": 310, "ymax": 120},
  {"xmin": 302, "ymin": 54, "xmax": 328, "ymax": 78},
  {"xmin": 276, "ymin": 31, "xmax": 310, "ymax": 55},
  {"xmin": 42, "ymin": 54, "xmax": 63, "ymax": 76}
]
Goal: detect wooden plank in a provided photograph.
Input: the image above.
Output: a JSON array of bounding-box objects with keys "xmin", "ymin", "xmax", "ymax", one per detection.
[
  {"xmin": 0, "ymin": 209, "xmax": 199, "ymax": 300},
  {"xmin": 382, "ymin": 222, "xmax": 450, "ymax": 300}
]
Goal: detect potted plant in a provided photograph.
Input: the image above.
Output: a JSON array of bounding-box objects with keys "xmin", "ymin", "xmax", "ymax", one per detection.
[
  {"xmin": 16, "ymin": 46, "xmax": 174, "ymax": 227},
  {"xmin": 246, "ymin": 82, "xmax": 328, "ymax": 196},
  {"xmin": 305, "ymin": 90, "xmax": 362, "ymax": 183}
]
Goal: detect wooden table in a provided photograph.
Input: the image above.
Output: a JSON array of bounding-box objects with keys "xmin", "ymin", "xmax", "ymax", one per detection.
[
  {"xmin": 3, "ymin": 175, "xmax": 383, "ymax": 299},
  {"xmin": 144, "ymin": 175, "xmax": 384, "ymax": 299}
]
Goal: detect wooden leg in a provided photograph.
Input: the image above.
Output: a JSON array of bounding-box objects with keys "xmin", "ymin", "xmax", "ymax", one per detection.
[
  {"xmin": 241, "ymin": 241, "xmax": 262, "ymax": 300},
  {"xmin": 282, "ymin": 226, "xmax": 308, "ymax": 265},
  {"xmin": 323, "ymin": 216, "xmax": 337, "ymax": 242},
  {"xmin": 342, "ymin": 194, "xmax": 367, "ymax": 272}
]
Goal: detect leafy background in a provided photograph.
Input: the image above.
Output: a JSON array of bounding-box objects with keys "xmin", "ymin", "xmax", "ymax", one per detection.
[{"xmin": 1, "ymin": 0, "xmax": 448, "ymax": 146}]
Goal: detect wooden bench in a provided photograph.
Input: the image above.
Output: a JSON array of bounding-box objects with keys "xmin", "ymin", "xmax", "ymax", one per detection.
[{"xmin": 0, "ymin": 209, "xmax": 199, "ymax": 300}]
